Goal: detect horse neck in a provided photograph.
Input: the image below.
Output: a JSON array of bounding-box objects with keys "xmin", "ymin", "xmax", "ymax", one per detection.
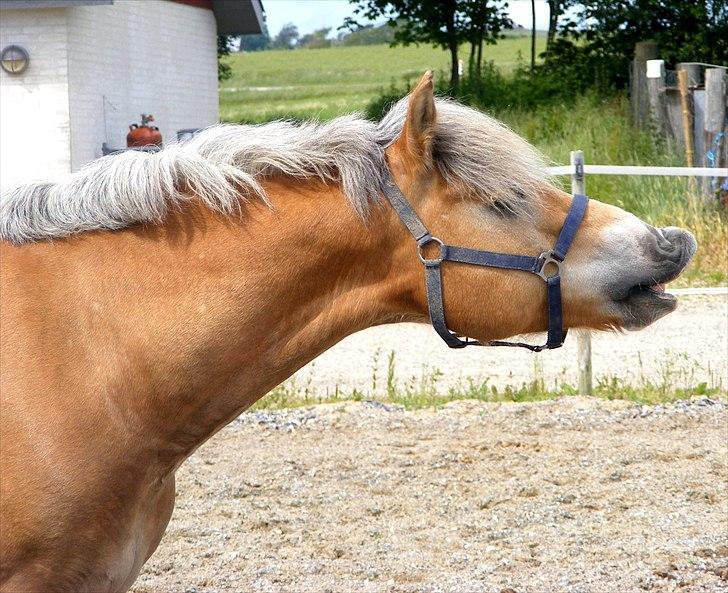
[{"xmin": 60, "ymin": 178, "xmax": 420, "ymax": 469}]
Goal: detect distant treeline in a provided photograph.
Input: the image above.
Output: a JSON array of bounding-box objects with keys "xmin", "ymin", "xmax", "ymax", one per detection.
[
  {"xmin": 236, "ymin": 22, "xmax": 400, "ymax": 52},
  {"xmin": 235, "ymin": 21, "xmax": 529, "ymax": 52}
]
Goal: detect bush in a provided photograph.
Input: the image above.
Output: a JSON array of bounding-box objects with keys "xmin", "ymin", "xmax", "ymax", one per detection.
[
  {"xmin": 555, "ymin": 1, "xmax": 728, "ymax": 92},
  {"xmin": 461, "ymin": 53, "xmax": 619, "ymax": 111},
  {"xmin": 365, "ymin": 57, "xmax": 618, "ymax": 119},
  {"xmin": 365, "ymin": 82, "xmax": 410, "ymax": 120}
]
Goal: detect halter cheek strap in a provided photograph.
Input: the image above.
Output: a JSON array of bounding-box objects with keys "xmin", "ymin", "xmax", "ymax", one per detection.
[{"xmin": 383, "ymin": 177, "xmax": 589, "ymax": 352}]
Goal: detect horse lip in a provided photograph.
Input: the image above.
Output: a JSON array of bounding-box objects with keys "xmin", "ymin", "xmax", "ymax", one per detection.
[
  {"xmin": 613, "ymin": 238, "xmax": 695, "ymax": 303},
  {"xmin": 613, "ymin": 275, "xmax": 676, "ymax": 303},
  {"xmin": 604, "ymin": 228, "xmax": 695, "ymax": 328},
  {"xmin": 621, "ymin": 284, "xmax": 678, "ymax": 303},
  {"xmin": 615, "ymin": 280, "xmax": 679, "ymax": 330}
]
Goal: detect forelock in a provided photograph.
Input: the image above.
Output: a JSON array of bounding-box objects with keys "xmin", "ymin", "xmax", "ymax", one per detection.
[{"xmin": 377, "ymin": 96, "xmax": 550, "ymax": 215}]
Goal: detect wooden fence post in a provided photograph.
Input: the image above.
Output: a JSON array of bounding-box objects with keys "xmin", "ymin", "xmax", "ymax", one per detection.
[
  {"xmin": 570, "ymin": 150, "xmax": 593, "ymax": 396},
  {"xmin": 646, "ymin": 59, "xmax": 666, "ymax": 134},
  {"xmin": 677, "ymin": 68, "xmax": 695, "ymax": 168},
  {"xmin": 705, "ymin": 68, "xmax": 727, "ymax": 184},
  {"xmin": 632, "ymin": 41, "xmax": 659, "ymax": 127}
]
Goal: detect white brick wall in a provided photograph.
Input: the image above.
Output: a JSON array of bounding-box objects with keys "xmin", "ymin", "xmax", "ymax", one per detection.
[
  {"xmin": 0, "ymin": 1, "xmax": 219, "ymax": 192},
  {"xmin": 67, "ymin": 0, "xmax": 219, "ymax": 169},
  {"xmin": 0, "ymin": 8, "xmax": 72, "ymax": 191}
]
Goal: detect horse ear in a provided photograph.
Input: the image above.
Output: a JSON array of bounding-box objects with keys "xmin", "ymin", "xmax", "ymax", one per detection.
[{"xmin": 401, "ymin": 71, "xmax": 436, "ymax": 164}]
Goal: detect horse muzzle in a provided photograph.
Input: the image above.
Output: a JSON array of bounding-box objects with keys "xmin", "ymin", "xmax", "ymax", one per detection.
[{"xmin": 613, "ymin": 226, "xmax": 697, "ymax": 329}]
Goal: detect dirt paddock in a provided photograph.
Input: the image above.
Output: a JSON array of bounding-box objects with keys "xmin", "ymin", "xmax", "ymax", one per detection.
[{"xmin": 132, "ymin": 397, "xmax": 728, "ymax": 593}]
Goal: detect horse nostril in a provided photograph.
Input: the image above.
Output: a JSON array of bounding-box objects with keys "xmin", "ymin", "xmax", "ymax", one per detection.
[
  {"xmin": 660, "ymin": 226, "xmax": 683, "ymax": 243},
  {"xmin": 656, "ymin": 227, "xmax": 698, "ymax": 263}
]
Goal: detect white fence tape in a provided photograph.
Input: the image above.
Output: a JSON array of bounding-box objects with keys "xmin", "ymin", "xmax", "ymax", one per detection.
[{"xmin": 547, "ymin": 165, "xmax": 728, "ymax": 177}]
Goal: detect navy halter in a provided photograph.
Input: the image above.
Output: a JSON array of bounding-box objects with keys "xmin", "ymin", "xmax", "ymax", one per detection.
[{"xmin": 383, "ymin": 177, "xmax": 589, "ymax": 352}]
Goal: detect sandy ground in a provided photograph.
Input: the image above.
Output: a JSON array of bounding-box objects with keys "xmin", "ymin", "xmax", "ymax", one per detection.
[
  {"xmin": 132, "ymin": 397, "xmax": 728, "ymax": 593},
  {"xmin": 283, "ymin": 295, "xmax": 727, "ymax": 396}
]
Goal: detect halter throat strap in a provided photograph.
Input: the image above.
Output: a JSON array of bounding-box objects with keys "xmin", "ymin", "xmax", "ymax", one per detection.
[{"xmin": 382, "ymin": 177, "xmax": 589, "ymax": 352}]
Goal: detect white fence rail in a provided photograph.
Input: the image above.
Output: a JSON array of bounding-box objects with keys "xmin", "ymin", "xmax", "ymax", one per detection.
[
  {"xmin": 547, "ymin": 165, "xmax": 728, "ymax": 177},
  {"xmin": 547, "ymin": 151, "xmax": 726, "ymax": 395},
  {"xmin": 670, "ymin": 286, "xmax": 728, "ymax": 296}
]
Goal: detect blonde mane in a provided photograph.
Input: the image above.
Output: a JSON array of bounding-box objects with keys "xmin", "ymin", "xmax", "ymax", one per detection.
[{"xmin": 0, "ymin": 98, "xmax": 549, "ymax": 244}]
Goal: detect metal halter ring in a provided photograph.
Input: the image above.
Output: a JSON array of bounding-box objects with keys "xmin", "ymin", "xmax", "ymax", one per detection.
[
  {"xmin": 535, "ymin": 250, "xmax": 562, "ymax": 281},
  {"xmin": 417, "ymin": 235, "xmax": 445, "ymax": 266}
]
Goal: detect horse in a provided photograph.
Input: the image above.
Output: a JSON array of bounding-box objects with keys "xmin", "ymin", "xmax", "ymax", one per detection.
[{"xmin": 0, "ymin": 72, "xmax": 696, "ymax": 592}]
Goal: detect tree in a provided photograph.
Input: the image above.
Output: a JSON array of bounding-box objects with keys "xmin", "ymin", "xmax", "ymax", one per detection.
[
  {"xmin": 339, "ymin": 22, "xmax": 397, "ymax": 46},
  {"xmin": 553, "ymin": 0, "xmax": 728, "ymax": 89},
  {"xmin": 271, "ymin": 23, "xmax": 299, "ymax": 49},
  {"xmin": 217, "ymin": 35, "xmax": 234, "ymax": 82},
  {"xmin": 545, "ymin": 0, "xmax": 574, "ymax": 57},
  {"xmin": 345, "ymin": 0, "xmax": 462, "ymax": 89},
  {"xmin": 345, "ymin": 0, "xmax": 510, "ymax": 91},
  {"xmin": 530, "ymin": 0, "xmax": 536, "ymax": 72},
  {"xmin": 299, "ymin": 27, "xmax": 333, "ymax": 49},
  {"xmin": 239, "ymin": 31, "xmax": 270, "ymax": 52},
  {"xmin": 462, "ymin": 0, "xmax": 512, "ymax": 76}
]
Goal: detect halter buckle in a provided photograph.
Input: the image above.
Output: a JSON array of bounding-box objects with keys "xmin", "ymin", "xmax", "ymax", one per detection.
[
  {"xmin": 417, "ymin": 235, "xmax": 444, "ymax": 266},
  {"xmin": 535, "ymin": 250, "xmax": 562, "ymax": 281}
]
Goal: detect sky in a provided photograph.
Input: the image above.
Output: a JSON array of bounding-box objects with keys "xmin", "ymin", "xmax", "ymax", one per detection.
[{"xmin": 262, "ymin": 1, "xmax": 552, "ymax": 39}]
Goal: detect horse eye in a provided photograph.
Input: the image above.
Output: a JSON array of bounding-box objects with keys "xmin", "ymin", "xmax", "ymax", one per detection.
[{"xmin": 490, "ymin": 198, "xmax": 517, "ymax": 217}]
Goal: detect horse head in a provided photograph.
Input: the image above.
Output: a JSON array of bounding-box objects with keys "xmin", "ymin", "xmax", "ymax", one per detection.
[{"xmin": 383, "ymin": 72, "xmax": 696, "ymax": 345}]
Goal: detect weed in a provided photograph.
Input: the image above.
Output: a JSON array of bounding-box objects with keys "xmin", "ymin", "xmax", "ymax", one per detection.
[
  {"xmin": 386, "ymin": 350, "xmax": 397, "ymax": 400},
  {"xmin": 252, "ymin": 350, "xmax": 724, "ymax": 411}
]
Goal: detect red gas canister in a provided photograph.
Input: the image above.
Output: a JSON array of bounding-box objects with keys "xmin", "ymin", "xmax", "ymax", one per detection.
[{"xmin": 126, "ymin": 114, "xmax": 162, "ymax": 148}]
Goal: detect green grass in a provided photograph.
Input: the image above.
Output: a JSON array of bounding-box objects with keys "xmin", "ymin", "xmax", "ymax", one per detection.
[
  {"xmin": 253, "ymin": 350, "xmax": 724, "ymax": 411},
  {"xmin": 220, "ymin": 35, "xmax": 544, "ymax": 122}
]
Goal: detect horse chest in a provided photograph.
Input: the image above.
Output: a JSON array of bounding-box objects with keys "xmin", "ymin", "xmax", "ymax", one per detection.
[{"xmin": 1, "ymin": 468, "xmax": 176, "ymax": 593}]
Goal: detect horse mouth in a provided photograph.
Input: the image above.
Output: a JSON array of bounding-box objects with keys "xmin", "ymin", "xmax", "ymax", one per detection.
[
  {"xmin": 616, "ymin": 279, "xmax": 680, "ymax": 329},
  {"xmin": 610, "ymin": 227, "xmax": 697, "ymax": 330}
]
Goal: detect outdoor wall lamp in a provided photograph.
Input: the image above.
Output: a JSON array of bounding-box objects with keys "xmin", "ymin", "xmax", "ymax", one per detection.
[{"xmin": 1, "ymin": 45, "xmax": 30, "ymax": 74}]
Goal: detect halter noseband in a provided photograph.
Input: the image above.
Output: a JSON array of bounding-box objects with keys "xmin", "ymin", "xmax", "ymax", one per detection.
[{"xmin": 383, "ymin": 176, "xmax": 589, "ymax": 352}]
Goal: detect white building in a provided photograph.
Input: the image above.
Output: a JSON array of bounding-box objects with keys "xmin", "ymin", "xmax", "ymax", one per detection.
[{"xmin": 0, "ymin": 0, "xmax": 263, "ymax": 192}]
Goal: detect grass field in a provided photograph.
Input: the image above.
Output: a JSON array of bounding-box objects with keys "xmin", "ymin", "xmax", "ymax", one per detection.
[
  {"xmin": 220, "ymin": 35, "xmax": 543, "ymax": 122},
  {"xmin": 221, "ymin": 41, "xmax": 726, "ymax": 287}
]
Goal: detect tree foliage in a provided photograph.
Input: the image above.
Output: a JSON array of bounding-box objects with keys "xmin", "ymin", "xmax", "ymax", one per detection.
[
  {"xmin": 271, "ymin": 23, "xmax": 300, "ymax": 49},
  {"xmin": 461, "ymin": 0, "xmax": 512, "ymax": 78},
  {"xmin": 550, "ymin": 0, "xmax": 728, "ymax": 89},
  {"xmin": 338, "ymin": 22, "xmax": 397, "ymax": 46},
  {"xmin": 217, "ymin": 35, "xmax": 234, "ymax": 82},
  {"xmin": 239, "ymin": 32, "xmax": 270, "ymax": 52},
  {"xmin": 545, "ymin": 0, "xmax": 575, "ymax": 56},
  {"xmin": 299, "ymin": 28, "xmax": 333, "ymax": 49}
]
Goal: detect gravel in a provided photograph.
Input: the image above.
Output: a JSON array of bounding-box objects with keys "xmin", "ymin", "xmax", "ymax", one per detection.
[{"xmin": 131, "ymin": 396, "xmax": 728, "ymax": 593}]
